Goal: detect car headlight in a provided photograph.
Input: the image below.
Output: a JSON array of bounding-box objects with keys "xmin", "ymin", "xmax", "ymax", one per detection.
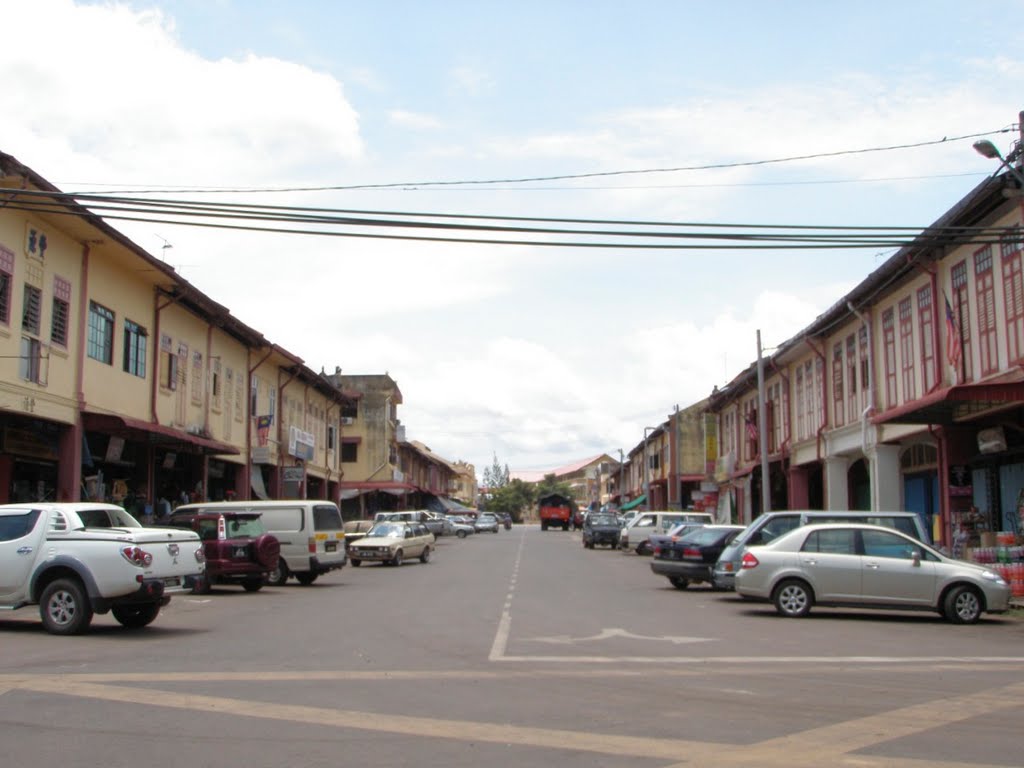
[{"xmin": 981, "ymin": 570, "xmax": 1008, "ymax": 586}]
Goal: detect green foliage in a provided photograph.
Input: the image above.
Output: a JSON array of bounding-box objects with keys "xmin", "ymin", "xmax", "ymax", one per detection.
[{"xmin": 485, "ymin": 479, "xmax": 535, "ymax": 522}]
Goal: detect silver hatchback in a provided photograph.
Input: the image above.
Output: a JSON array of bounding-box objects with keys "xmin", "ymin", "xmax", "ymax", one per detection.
[{"xmin": 735, "ymin": 523, "xmax": 1010, "ymax": 624}]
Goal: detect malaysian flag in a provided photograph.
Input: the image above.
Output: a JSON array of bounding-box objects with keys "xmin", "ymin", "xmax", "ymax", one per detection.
[
  {"xmin": 745, "ymin": 409, "xmax": 758, "ymax": 443},
  {"xmin": 944, "ymin": 293, "xmax": 962, "ymax": 373},
  {"xmin": 256, "ymin": 415, "xmax": 273, "ymax": 446}
]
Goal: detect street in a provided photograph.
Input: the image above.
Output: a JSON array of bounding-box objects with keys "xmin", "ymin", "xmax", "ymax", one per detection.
[{"xmin": 2, "ymin": 525, "xmax": 1024, "ymax": 768}]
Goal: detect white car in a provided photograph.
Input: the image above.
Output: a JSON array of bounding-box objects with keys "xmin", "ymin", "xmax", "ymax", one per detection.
[
  {"xmin": 348, "ymin": 522, "xmax": 435, "ymax": 567},
  {"xmin": 735, "ymin": 523, "xmax": 1011, "ymax": 624}
]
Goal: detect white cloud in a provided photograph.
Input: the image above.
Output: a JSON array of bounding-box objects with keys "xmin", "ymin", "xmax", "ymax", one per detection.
[
  {"xmin": 388, "ymin": 110, "xmax": 442, "ymax": 130},
  {"xmin": 450, "ymin": 65, "xmax": 492, "ymax": 95}
]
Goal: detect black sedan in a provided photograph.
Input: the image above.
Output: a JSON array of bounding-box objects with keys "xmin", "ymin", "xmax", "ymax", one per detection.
[{"xmin": 650, "ymin": 525, "xmax": 744, "ymax": 590}]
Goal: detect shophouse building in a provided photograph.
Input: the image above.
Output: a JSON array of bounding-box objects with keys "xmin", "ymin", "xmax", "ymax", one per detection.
[
  {"xmin": 0, "ymin": 150, "xmax": 349, "ymax": 512},
  {"xmin": 707, "ymin": 167, "xmax": 1024, "ymax": 548}
]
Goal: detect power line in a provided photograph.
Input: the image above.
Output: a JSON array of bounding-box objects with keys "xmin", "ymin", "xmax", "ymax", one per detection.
[{"xmin": 54, "ymin": 128, "xmax": 1012, "ymax": 196}]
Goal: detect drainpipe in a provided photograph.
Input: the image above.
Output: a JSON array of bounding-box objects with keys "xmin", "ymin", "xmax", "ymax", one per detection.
[
  {"xmin": 847, "ymin": 301, "xmax": 876, "ymax": 456},
  {"xmin": 276, "ymin": 363, "xmax": 300, "ymax": 496},
  {"xmin": 245, "ymin": 346, "xmax": 274, "ymax": 500}
]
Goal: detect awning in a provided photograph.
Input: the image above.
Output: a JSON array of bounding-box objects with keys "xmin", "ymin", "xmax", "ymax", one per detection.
[
  {"xmin": 82, "ymin": 412, "xmax": 240, "ymax": 455},
  {"xmin": 872, "ymin": 370, "xmax": 1024, "ymax": 425},
  {"xmin": 620, "ymin": 494, "xmax": 646, "ymax": 511},
  {"xmin": 338, "ymin": 481, "xmax": 418, "ymax": 497}
]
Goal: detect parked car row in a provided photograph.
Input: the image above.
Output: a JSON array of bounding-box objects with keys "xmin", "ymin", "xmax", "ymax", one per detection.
[{"xmin": 588, "ymin": 507, "xmax": 1013, "ymax": 625}]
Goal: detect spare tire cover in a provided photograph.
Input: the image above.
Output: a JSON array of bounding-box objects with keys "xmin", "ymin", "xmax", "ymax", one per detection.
[{"xmin": 253, "ymin": 534, "xmax": 281, "ymax": 568}]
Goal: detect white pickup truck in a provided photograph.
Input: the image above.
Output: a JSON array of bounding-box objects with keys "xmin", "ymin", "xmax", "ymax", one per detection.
[{"xmin": 0, "ymin": 502, "xmax": 205, "ymax": 635}]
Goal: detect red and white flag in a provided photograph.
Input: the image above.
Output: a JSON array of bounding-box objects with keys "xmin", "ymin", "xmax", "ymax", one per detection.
[{"xmin": 944, "ymin": 293, "xmax": 962, "ymax": 373}]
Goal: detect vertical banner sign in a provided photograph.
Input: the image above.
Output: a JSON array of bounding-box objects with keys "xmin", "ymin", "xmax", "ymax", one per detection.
[{"xmin": 704, "ymin": 413, "xmax": 718, "ymax": 475}]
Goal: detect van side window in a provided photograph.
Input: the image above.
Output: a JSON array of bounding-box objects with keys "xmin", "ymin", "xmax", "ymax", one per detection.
[
  {"xmin": 803, "ymin": 529, "xmax": 857, "ymax": 555},
  {"xmin": 635, "ymin": 516, "xmax": 655, "ymax": 528},
  {"xmin": 759, "ymin": 516, "xmax": 799, "ymax": 544}
]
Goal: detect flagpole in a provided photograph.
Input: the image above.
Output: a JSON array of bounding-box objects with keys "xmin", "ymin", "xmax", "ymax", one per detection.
[{"xmin": 757, "ymin": 330, "xmax": 770, "ymax": 514}]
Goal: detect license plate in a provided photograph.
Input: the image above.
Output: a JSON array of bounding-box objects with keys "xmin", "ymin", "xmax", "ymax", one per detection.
[
  {"xmin": 234, "ymin": 547, "xmax": 248, "ymax": 558},
  {"xmin": 326, "ymin": 541, "xmax": 337, "ymax": 552},
  {"xmin": 163, "ymin": 577, "xmax": 181, "ymax": 587}
]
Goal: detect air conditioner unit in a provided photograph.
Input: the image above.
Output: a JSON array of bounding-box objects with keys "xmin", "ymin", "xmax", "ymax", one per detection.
[
  {"xmin": 341, "ymin": 417, "xmax": 354, "ymax": 425},
  {"xmin": 977, "ymin": 426, "xmax": 1007, "ymax": 454}
]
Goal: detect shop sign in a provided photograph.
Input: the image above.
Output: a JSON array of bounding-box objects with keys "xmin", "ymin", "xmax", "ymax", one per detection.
[
  {"xmin": 704, "ymin": 414, "xmax": 718, "ymax": 475},
  {"xmin": 250, "ymin": 446, "xmax": 272, "ymax": 464},
  {"xmin": 3, "ymin": 426, "xmax": 58, "ymax": 460},
  {"xmin": 949, "ymin": 465, "xmax": 973, "ymax": 497},
  {"xmin": 713, "ymin": 451, "xmax": 735, "ymax": 484},
  {"xmin": 105, "ymin": 436, "xmax": 125, "ymax": 463},
  {"xmin": 288, "ymin": 426, "xmax": 315, "ymax": 461},
  {"xmin": 283, "ymin": 467, "xmax": 304, "ymax": 482}
]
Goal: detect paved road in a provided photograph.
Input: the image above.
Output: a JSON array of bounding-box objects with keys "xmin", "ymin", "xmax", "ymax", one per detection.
[{"xmin": 2, "ymin": 525, "xmax": 1023, "ymax": 767}]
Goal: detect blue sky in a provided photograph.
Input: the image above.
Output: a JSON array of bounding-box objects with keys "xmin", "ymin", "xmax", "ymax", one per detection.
[{"xmin": 3, "ymin": 1, "xmax": 1023, "ymax": 477}]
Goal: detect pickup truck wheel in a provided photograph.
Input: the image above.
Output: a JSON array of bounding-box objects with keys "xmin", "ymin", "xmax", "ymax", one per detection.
[
  {"xmin": 295, "ymin": 573, "xmax": 317, "ymax": 585},
  {"xmin": 669, "ymin": 576, "xmax": 690, "ymax": 590},
  {"xmin": 242, "ymin": 578, "xmax": 264, "ymax": 592},
  {"xmin": 636, "ymin": 542, "xmax": 650, "ymax": 556},
  {"xmin": 112, "ymin": 602, "xmax": 161, "ymax": 629},
  {"xmin": 192, "ymin": 575, "xmax": 212, "ymax": 594},
  {"xmin": 350, "ymin": 559, "xmax": 362, "ymax": 567},
  {"xmin": 266, "ymin": 559, "xmax": 289, "ymax": 587},
  {"xmin": 391, "ymin": 549, "xmax": 404, "ymax": 567},
  {"xmin": 40, "ymin": 578, "xmax": 93, "ymax": 635},
  {"xmin": 420, "ymin": 546, "xmax": 431, "ymax": 563}
]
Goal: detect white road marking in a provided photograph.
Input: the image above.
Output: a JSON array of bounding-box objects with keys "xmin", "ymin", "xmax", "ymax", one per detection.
[{"xmin": 527, "ymin": 627, "xmax": 713, "ymax": 645}]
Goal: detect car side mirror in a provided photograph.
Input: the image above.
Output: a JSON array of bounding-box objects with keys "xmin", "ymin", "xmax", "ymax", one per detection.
[{"xmin": 911, "ymin": 551, "xmax": 921, "ymax": 567}]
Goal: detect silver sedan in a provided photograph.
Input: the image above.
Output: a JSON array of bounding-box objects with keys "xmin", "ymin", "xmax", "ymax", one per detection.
[{"xmin": 734, "ymin": 523, "xmax": 1011, "ymax": 624}]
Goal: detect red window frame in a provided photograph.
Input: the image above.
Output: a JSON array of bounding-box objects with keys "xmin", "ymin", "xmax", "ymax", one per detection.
[
  {"xmin": 882, "ymin": 308, "xmax": 897, "ymax": 407},
  {"xmin": 917, "ymin": 284, "xmax": 935, "ymax": 392},
  {"xmin": 832, "ymin": 342, "xmax": 844, "ymax": 427},
  {"xmin": 1002, "ymin": 232, "xmax": 1024, "ymax": 364},
  {"xmin": 951, "ymin": 260, "xmax": 973, "ymax": 382},
  {"xmin": 974, "ymin": 246, "xmax": 998, "ymax": 376},
  {"xmin": 898, "ymin": 296, "xmax": 915, "ymax": 400}
]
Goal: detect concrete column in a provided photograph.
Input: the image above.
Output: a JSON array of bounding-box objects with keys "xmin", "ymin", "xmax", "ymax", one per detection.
[
  {"xmin": 824, "ymin": 457, "xmax": 849, "ymax": 510},
  {"xmin": 871, "ymin": 443, "xmax": 903, "ymax": 511}
]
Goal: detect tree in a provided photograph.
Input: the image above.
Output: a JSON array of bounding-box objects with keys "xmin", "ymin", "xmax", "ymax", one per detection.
[
  {"xmin": 534, "ymin": 474, "xmax": 576, "ymax": 508},
  {"xmin": 482, "ymin": 452, "xmax": 510, "ymax": 490},
  {"xmin": 486, "ymin": 479, "xmax": 535, "ymax": 522}
]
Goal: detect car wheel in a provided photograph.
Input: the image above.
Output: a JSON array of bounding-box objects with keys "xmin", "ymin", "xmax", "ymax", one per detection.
[
  {"xmin": 192, "ymin": 575, "xmax": 212, "ymax": 594},
  {"xmin": 636, "ymin": 542, "xmax": 650, "ymax": 556},
  {"xmin": 391, "ymin": 549, "xmax": 404, "ymax": 567},
  {"xmin": 242, "ymin": 578, "xmax": 264, "ymax": 592},
  {"xmin": 40, "ymin": 578, "xmax": 93, "ymax": 635},
  {"xmin": 944, "ymin": 584, "xmax": 983, "ymax": 624},
  {"xmin": 457, "ymin": 530, "xmax": 467, "ymax": 539},
  {"xmin": 669, "ymin": 576, "xmax": 690, "ymax": 590},
  {"xmin": 112, "ymin": 602, "xmax": 161, "ymax": 629},
  {"xmin": 351, "ymin": 559, "xmax": 362, "ymax": 567},
  {"xmin": 295, "ymin": 573, "xmax": 317, "ymax": 586},
  {"xmin": 773, "ymin": 579, "xmax": 813, "ymax": 618},
  {"xmin": 420, "ymin": 546, "xmax": 431, "ymax": 564},
  {"xmin": 266, "ymin": 559, "xmax": 289, "ymax": 587}
]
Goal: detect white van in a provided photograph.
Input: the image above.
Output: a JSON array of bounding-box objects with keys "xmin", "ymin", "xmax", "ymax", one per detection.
[
  {"xmin": 173, "ymin": 500, "xmax": 347, "ymax": 586},
  {"xmin": 619, "ymin": 511, "xmax": 714, "ymax": 555}
]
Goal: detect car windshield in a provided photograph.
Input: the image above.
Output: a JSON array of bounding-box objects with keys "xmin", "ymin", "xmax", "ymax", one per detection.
[
  {"xmin": 367, "ymin": 523, "xmax": 404, "ymax": 538},
  {"xmin": 589, "ymin": 514, "xmax": 618, "ymax": 526},
  {"xmin": 478, "ymin": 515, "xmax": 496, "ymax": 521}
]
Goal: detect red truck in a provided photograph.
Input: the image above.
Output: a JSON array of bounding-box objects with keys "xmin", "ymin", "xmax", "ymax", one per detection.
[{"xmin": 538, "ymin": 493, "xmax": 574, "ymax": 531}]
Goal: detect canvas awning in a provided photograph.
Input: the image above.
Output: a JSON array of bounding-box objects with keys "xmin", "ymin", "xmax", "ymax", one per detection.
[
  {"xmin": 872, "ymin": 369, "xmax": 1024, "ymax": 425},
  {"xmin": 620, "ymin": 494, "xmax": 646, "ymax": 511},
  {"xmin": 82, "ymin": 412, "xmax": 240, "ymax": 455}
]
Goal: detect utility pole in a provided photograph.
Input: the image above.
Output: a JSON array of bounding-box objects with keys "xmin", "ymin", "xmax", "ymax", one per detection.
[{"xmin": 757, "ymin": 330, "xmax": 770, "ymax": 515}]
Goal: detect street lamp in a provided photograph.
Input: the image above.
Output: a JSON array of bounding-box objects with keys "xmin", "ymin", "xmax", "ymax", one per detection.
[
  {"xmin": 643, "ymin": 426, "xmax": 656, "ymax": 507},
  {"xmin": 973, "ymin": 138, "xmax": 1024, "ymax": 188},
  {"xmin": 618, "ymin": 448, "xmax": 625, "ymax": 508}
]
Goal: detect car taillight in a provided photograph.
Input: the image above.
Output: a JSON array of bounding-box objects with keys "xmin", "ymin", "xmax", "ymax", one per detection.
[
  {"xmin": 194, "ymin": 547, "xmax": 206, "ymax": 563},
  {"xmin": 121, "ymin": 546, "xmax": 153, "ymax": 568},
  {"xmin": 740, "ymin": 552, "xmax": 760, "ymax": 569},
  {"xmin": 683, "ymin": 547, "xmax": 700, "ymax": 558},
  {"xmin": 308, "ymin": 537, "xmax": 317, "ymax": 553}
]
